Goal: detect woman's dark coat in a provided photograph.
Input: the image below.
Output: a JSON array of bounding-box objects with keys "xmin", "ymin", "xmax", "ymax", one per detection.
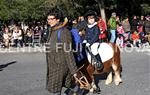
[{"xmin": 46, "ymin": 24, "xmax": 77, "ymax": 93}]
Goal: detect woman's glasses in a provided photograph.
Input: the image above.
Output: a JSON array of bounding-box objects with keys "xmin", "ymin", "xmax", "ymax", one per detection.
[{"xmin": 47, "ymin": 18, "xmax": 56, "ymax": 21}]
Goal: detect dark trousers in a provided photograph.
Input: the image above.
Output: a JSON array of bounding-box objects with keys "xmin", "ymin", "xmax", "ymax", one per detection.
[
  {"xmin": 14, "ymin": 39, "xmax": 23, "ymax": 47},
  {"xmin": 24, "ymin": 36, "xmax": 32, "ymax": 46}
]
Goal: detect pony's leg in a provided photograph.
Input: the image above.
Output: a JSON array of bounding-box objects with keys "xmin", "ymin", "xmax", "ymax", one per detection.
[
  {"xmin": 86, "ymin": 64, "xmax": 96, "ymax": 93},
  {"xmin": 105, "ymin": 71, "xmax": 113, "ymax": 85},
  {"xmin": 112, "ymin": 64, "xmax": 122, "ymax": 85},
  {"xmin": 89, "ymin": 75, "xmax": 101, "ymax": 93},
  {"xmin": 89, "ymin": 78, "xmax": 97, "ymax": 93}
]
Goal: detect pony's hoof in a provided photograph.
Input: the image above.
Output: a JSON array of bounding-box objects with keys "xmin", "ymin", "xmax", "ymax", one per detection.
[
  {"xmin": 115, "ymin": 80, "xmax": 122, "ymax": 86},
  {"xmin": 105, "ymin": 80, "xmax": 112, "ymax": 85},
  {"xmin": 93, "ymin": 87, "xmax": 101, "ymax": 94},
  {"xmin": 89, "ymin": 88, "xmax": 94, "ymax": 93}
]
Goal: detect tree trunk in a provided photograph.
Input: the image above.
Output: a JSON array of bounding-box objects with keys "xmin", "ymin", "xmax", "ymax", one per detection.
[{"xmin": 98, "ymin": 2, "xmax": 106, "ymax": 24}]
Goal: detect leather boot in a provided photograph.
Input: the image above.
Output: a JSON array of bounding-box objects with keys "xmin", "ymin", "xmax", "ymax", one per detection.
[{"xmin": 94, "ymin": 54, "xmax": 104, "ymax": 71}]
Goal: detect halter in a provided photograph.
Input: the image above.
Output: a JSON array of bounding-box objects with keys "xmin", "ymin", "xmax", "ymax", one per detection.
[{"xmin": 73, "ymin": 64, "xmax": 91, "ymax": 90}]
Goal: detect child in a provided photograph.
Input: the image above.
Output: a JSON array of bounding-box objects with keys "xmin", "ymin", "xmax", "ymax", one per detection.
[
  {"xmin": 131, "ymin": 31, "xmax": 141, "ymax": 47},
  {"xmin": 116, "ymin": 24, "xmax": 125, "ymax": 47},
  {"xmin": 117, "ymin": 24, "xmax": 124, "ymax": 35},
  {"xmin": 98, "ymin": 17, "xmax": 107, "ymax": 42},
  {"xmin": 116, "ymin": 35, "xmax": 124, "ymax": 48}
]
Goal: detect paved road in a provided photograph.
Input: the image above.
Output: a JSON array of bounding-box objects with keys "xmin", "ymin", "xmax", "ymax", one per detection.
[{"xmin": 0, "ymin": 47, "xmax": 149, "ymax": 95}]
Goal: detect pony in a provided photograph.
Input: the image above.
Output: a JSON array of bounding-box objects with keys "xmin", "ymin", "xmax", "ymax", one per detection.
[{"xmin": 74, "ymin": 42, "xmax": 123, "ymax": 93}]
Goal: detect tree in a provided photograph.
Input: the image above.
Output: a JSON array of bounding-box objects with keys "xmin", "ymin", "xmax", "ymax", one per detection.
[
  {"xmin": 117, "ymin": 0, "xmax": 150, "ymax": 18},
  {"xmin": 0, "ymin": 0, "xmax": 45, "ymax": 21},
  {"xmin": 0, "ymin": 0, "xmax": 149, "ymax": 21}
]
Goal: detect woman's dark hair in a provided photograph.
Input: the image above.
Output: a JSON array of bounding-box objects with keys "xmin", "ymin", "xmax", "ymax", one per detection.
[{"xmin": 47, "ymin": 7, "xmax": 64, "ymax": 21}]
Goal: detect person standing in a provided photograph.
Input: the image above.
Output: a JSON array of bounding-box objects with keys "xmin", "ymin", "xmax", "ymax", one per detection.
[
  {"xmin": 122, "ymin": 17, "xmax": 131, "ymax": 40},
  {"xmin": 131, "ymin": 16, "xmax": 138, "ymax": 33},
  {"xmin": 98, "ymin": 17, "xmax": 107, "ymax": 42},
  {"xmin": 0, "ymin": 17, "xmax": 3, "ymax": 36},
  {"xmin": 108, "ymin": 12, "xmax": 117, "ymax": 43},
  {"xmin": 138, "ymin": 16, "xmax": 145, "ymax": 39},
  {"xmin": 45, "ymin": 9, "xmax": 77, "ymax": 95},
  {"xmin": 145, "ymin": 16, "xmax": 150, "ymax": 43}
]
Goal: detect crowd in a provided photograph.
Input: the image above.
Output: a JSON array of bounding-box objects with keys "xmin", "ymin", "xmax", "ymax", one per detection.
[
  {"xmin": 114, "ymin": 15, "xmax": 150, "ymax": 48},
  {"xmin": 0, "ymin": 12, "xmax": 150, "ymax": 49},
  {"xmin": 0, "ymin": 21, "xmax": 47, "ymax": 48}
]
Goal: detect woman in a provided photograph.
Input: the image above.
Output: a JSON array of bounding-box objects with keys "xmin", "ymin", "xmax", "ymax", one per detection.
[
  {"xmin": 46, "ymin": 9, "xmax": 77, "ymax": 95},
  {"xmin": 122, "ymin": 17, "xmax": 131, "ymax": 40}
]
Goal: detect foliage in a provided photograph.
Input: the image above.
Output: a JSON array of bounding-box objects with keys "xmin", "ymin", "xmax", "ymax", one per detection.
[{"xmin": 0, "ymin": 0, "xmax": 149, "ymax": 21}]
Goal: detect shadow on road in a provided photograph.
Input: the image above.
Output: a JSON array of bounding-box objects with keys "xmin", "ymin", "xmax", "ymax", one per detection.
[{"xmin": 0, "ymin": 61, "xmax": 17, "ymax": 71}]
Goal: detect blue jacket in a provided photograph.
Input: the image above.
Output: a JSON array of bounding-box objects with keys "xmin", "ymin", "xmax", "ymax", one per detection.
[
  {"xmin": 85, "ymin": 24, "xmax": 100, "ymax": 45},
  {"xmin": 71, "ymin": 28, "xmax": 82, "ymax": 44},
  {"xmin": 70, "ymin": 28, "xmax": 84, "ymax": 62}
]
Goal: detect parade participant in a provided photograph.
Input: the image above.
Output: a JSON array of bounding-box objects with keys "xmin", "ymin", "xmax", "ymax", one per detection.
[
  {"xmin": 83, "ymin": 10, "xmax": 103, "ymax": 70},
  {"xmin": 70, "ymin": 18, "xmax": 84, "ymax": 62},
  {"xmin": 45, "ymin": 8, "xmax": 77, "ymax": 95}
]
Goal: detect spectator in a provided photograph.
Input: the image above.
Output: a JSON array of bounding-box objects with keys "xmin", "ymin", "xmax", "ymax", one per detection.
[
  {"xmin": 145, "ymin": 15, "xmax": 150, "ymax": 43},
  {"xmin": 0, "ymin": 17, "xmax": 3, "ymax": 36},
  {"xmin": 77, "ymin": 16, "xmax": 87, "ymax": 32},
  {"xmin": 116, "ymin": 24, "xmax": 125, "ymax": 48},
  {"xmin": 122, "ymin": 17, "xmax": 131, "ymax": 40},
  {"xmin": 138, "ymin": 16, "xmax": 145, "ymax": 37},
  {"xmin": 24, "ymin": 28, "xmax": 33, "ymax": 46},
  {"xmin": 3, "ymin": 27, "xmax": 11, "ymax": 48},
  {"xmin": 108, "ymin": 12, "xmax": 117, "ymax": 43},
  {"xmin": 131, "ymin": 31, "xmax": 141, "ymax": 47},
  {"xmin": 116, "ymin": 16, "xmax": 121, "ymax": 25},
  {"xmin": 116, "ymin": 35, "xmax": 124, "ymax": 48},
  {"xmin": 98, "ymin": 17, "xmax": 107, "ymax": 42},
  {"xmin": 12, "ymin": 26, "xmax": 23, "ymax": 47},
  {"xmin": 131, "ymin": 16, "xmax": 138, "ymax": 33}
]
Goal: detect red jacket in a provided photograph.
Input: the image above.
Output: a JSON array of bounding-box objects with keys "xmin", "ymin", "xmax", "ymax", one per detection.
[
  {"xmin": 98, "ymin": 18, "xmax": 107, "ymax": 32},
  {"xmin": 131, "ymin": 33, "xmax": 139, "ymax": 41}
]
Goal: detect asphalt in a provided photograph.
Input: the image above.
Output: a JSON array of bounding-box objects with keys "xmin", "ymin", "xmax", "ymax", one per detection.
[{"xmin": 0, "ymin": 47, "xmax": 150, "ymax": 95}]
